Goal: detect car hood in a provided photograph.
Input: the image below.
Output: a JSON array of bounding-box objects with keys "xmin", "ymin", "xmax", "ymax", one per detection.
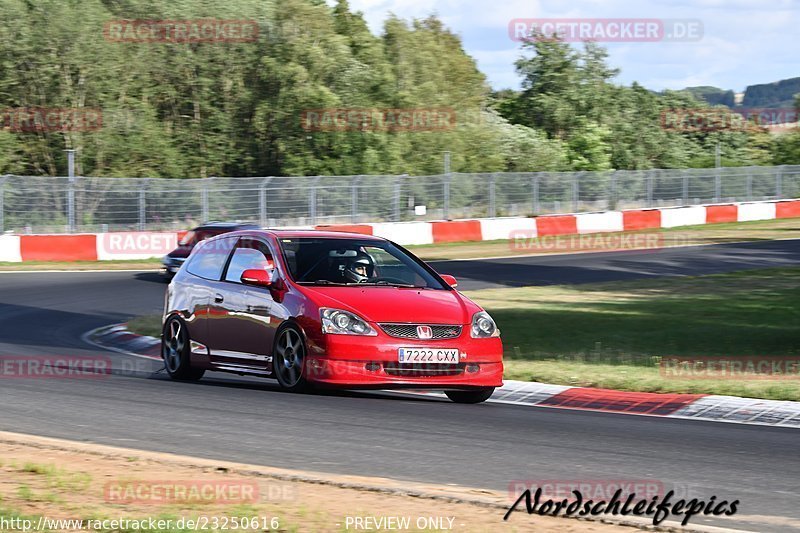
[{"xmin": 297, "ymin": 286, "xmax": 478, "ymax": 324}]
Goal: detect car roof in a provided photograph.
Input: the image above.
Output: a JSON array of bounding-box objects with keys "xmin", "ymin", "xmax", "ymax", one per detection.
[
  {"xmin": 219, "ymin": 228, "xmax": 386, "ymax": 241},
  {"xmin": 196, "ymin": 221, "xmax": 260, "ymax": 230}
]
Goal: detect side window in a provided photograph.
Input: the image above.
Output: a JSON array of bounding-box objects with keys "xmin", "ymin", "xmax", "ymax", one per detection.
[
  {"xmin": 224, "ymin": 239, "xmax": 275, "ymax": 283},
  {"xmin": 185, "ymin": 237, "xmax": 236, "ymax": 280}
]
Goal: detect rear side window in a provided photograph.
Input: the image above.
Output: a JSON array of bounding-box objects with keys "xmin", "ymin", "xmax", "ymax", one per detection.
[
  {"xmin": 225, "ymin": 239, "xmax": 275, "ymax": 283},
  {"xmin": 185, "ymin": 236, "xmax": 236, "ymax": 280}
]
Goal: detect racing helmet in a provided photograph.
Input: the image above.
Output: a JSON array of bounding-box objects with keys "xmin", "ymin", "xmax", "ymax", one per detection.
[{"xmin": 344, "ymin": 253, "xmax": 374, "ymax": 283}]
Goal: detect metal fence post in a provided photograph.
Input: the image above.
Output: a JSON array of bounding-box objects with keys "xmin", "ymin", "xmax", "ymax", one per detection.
[
  {"xmin": 0, "ymin": 176, "xmax": 5, "ymax": 233},
  {"xmin": 394, "ymin": 176, "xmax": 402, "ymax": 222},
  {"xmin": 647, "ymin": 170, "xmax": 654, "ymax": 208},
  {"xmin": 682, "ymin": 170, "xmax": 689, "ymax": 205},
  {"xmin": 201, "ymin": 179, "xmax": 210, "ymax": 222},
  {"xmin": 351, "ymin": 176, "xmax": 361, "ymax": 223},
  {"xmin": 572, "ymin": 173, "xmax": 579, "ymax": 212},
  {"xmin": 532, "ymin": 174, "xmax": 540, "ymax": 215},
  {"xmin": 309, "ymin": 177, "xmax": 320, "ymax": 225},
  {"xmin": 746, "ymin": 169, "xmax": 753, "ymax": 201},
  {"xmin": 608, "ymin": 171, "xmax": 617, "ymax": 211},
  {"xmin": 443, "ymin": 174, "xmax": 451, "ymax": 220},
  {"xmin": 777, "ymin": 166, "xmax": 783, "ymax": 198},
  {"xmin": 259, "ymin": 177, "xmax": 272, "ymax": 227},
  {"xmin": 138, "ymin": 180, "xmax": 148, "ymax": 231},
  {"xmin": 65, "ymin": 149, "xmax": 76, "ymax": 232},
  {"xmin": 488, "ymin": 173, "xmax": 497, "ymax": 218}
]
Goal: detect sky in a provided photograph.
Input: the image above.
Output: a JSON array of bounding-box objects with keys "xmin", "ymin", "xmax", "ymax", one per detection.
[{"xmin": 343, "ymin": 0, "xmax": 800, "ymax": 92}]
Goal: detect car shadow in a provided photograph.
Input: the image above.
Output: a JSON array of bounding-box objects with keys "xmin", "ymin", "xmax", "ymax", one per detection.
[
  {"xmin": 145, "ymin": 371, "xmax": 442, "ymax": 402},
  {"xmin": 134, "ymin": 271, "xmax": 168, "ymax": 284}
]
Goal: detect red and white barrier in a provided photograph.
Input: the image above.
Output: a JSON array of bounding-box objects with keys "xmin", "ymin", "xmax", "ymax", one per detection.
[
  {"xmin": 575, "ymin": 211, "xmax": 624, "ymax": 234},
  {"xmin": 3, "ymin": 197, "xmax": 799, "ymax": 262},
  {"xmin": 659, "ymin": 205, "xmax": 706, "ymax": 228},
  {"xmin": 370, "ymin": 221, "xmax": 434, "ymax": 245},
  {"xmin": 478, "ymin": 217, "xmax": 537, "ymax": 241},
  {"xmin": 738, "ymin": 202, "xmax": 776, "ymax": 222},
  {"xmin": 0, "ymin": 235, "xmax": 21, "ymax": 262}
]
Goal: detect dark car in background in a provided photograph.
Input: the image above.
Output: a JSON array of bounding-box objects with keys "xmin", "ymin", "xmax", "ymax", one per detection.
[{"xmin": 161, "ymin": 222, "xmax": 259, "ymax": 279}]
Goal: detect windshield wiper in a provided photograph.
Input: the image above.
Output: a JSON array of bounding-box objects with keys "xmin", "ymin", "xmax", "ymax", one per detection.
[
  {"xmin": 297, "ymin": 280, "xmax": 347, "ymax": 285},
  {"xmin": 360, "ymin": 280, "xmax": 419, "ymax": 288}
]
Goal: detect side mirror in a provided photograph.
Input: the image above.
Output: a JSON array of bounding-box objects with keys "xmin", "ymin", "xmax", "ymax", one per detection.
[
  {"xmin": 240, "ymin": 269, "xmax": 272, "ymax": 288},
  {"xmin": 440, "ymin": 274, "xmax": 458, "ymax": 288}
]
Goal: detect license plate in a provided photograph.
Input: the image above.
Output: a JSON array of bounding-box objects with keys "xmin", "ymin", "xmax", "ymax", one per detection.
[{"xmin": 398, "ymin": 348, "xmax": 459, "ymax": 364}]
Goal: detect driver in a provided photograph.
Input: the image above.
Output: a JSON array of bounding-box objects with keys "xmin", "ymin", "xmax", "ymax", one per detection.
[{"xmin": 344, "ymin": 252, "xmax": 374, "ymax": 283}]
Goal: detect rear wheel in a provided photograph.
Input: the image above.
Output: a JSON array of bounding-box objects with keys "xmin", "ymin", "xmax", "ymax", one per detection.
[
  {"xmin": 162, "ymin": 315, "xmax": 205, "ymax": 381},
  {"xmin": 274, "ymin": 324, "xmax": 310, "ymax": 392},
  {"xmin": 445, "ymin": 388, "xmax": 494, "ymax": 404}
]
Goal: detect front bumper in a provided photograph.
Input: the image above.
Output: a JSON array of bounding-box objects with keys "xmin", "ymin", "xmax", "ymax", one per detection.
[
  {"xmin": 305, "ymin": 333, "xmax": 503, "ymax": 389},
  {"xmin": 161, "ymin": 257, "xmax": 185, "ymax": 276}
]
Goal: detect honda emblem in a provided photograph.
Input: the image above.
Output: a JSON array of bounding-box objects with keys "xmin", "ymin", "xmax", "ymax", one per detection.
[{"xmin": 416, "ymin": 325, "xmax": 433, "ymax": 339}]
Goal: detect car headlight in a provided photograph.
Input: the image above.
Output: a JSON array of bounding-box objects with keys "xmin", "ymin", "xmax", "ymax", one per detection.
[
  {"xmin": 471, "ymin": 311, "xmax": 500, "ymax": 338},
  {"xmin": 320, "ymin": 308, "xmax": 377, "ymax": 336}
]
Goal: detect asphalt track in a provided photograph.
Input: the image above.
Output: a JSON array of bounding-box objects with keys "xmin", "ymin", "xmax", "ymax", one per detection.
[{"xmin": 1, "ymin": 239, "xmax": 799, "ymax": 531}]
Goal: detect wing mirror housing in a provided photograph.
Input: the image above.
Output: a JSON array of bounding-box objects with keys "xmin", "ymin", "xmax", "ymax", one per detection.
[
  {"xmin": 240, "ymin": 269, "xmax": 272, "ymax": 287},
  {"xmin": 440, "ymin": 274, "xmax": 458, "ymax": 288}
]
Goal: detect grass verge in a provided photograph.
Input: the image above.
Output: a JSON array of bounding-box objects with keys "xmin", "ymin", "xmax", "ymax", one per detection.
[
  {"xmin": 465, "ymin": 266, "xmax": 800, "ymax": 400},
  {"xmin": 126, "ymin": 315, "xmax": 162, "ymax": 338},
  {"xmin": 0, "ymin": 259, "xmax": 161, "ymax": 271}
]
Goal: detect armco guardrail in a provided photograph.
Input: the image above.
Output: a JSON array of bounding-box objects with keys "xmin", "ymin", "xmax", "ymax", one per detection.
[
  {"xmin": 2, "ymin": 166, "xmax": 800, "ymax": 234},
  {"xmin": 2, "ymin": 198, "xmax": 798, "ymax": 262}
]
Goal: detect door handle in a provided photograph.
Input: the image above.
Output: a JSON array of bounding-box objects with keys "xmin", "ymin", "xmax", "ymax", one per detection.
[{"xmin": 214, "ymin": 294, "xmax": 224, "ymax": 303}]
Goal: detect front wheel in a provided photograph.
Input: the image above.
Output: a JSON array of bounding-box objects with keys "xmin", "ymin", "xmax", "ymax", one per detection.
[
  {"xmin": 273, "ymin": 324, "xmax": 310, "ymax": 392},
  {"xmin": 162, "ymin": 315, "xmax": 205, "ymax": 381},
  {"xmin": 445, "ymin": 388, "xmax": 495, "ymax": 404}
]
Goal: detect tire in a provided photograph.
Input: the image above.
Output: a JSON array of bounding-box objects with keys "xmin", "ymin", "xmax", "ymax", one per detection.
[
  {"xmin": 162, "ymin": 315, "xmax": 205, "ymax": 381},
  {"xmin": 273, "ymin": 324, "xmax": 310, "ymax": 392},
  {"xmin": 445, "ymin": 388, "xmax": 495, "ymax": 404}
]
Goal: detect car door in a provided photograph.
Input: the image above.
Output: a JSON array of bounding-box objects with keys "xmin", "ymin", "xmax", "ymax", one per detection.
[
  {"xmin": 180, "ymin": 235, "xmax": 238, "ymax": 356},
  {"xmin": 206, "ymin": 237, "xmax": 278, "ymax": 370}
]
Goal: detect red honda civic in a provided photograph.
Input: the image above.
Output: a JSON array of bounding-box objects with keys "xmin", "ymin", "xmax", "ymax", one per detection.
[{"xmin": 162, "ymin": 229, "xmax": 503, "ymax": 403}]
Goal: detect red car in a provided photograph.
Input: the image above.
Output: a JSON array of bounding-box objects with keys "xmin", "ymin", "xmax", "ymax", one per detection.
[{"xmin": 162, "ymin": 229, "xmax": 503, "ymax": 403}]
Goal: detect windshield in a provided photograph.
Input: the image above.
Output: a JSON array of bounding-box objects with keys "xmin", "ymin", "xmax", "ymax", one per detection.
[{"xmin": 278, "ymin": 237, "xmax": 447, "ymax": 289}]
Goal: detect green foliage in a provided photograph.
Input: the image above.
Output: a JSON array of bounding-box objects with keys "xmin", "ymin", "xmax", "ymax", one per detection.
[{"xmin": 0, "ymin": 1, "xmax": 791, "ymax": 177}]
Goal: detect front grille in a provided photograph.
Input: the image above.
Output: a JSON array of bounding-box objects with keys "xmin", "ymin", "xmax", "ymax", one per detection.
[
  {"xmin": 379, "ymin": 323, "xmax": 462, "ymax": 340},
  {"xmin": 383, "ymin": 363, "xmax": 465, "ymax": 377}
]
